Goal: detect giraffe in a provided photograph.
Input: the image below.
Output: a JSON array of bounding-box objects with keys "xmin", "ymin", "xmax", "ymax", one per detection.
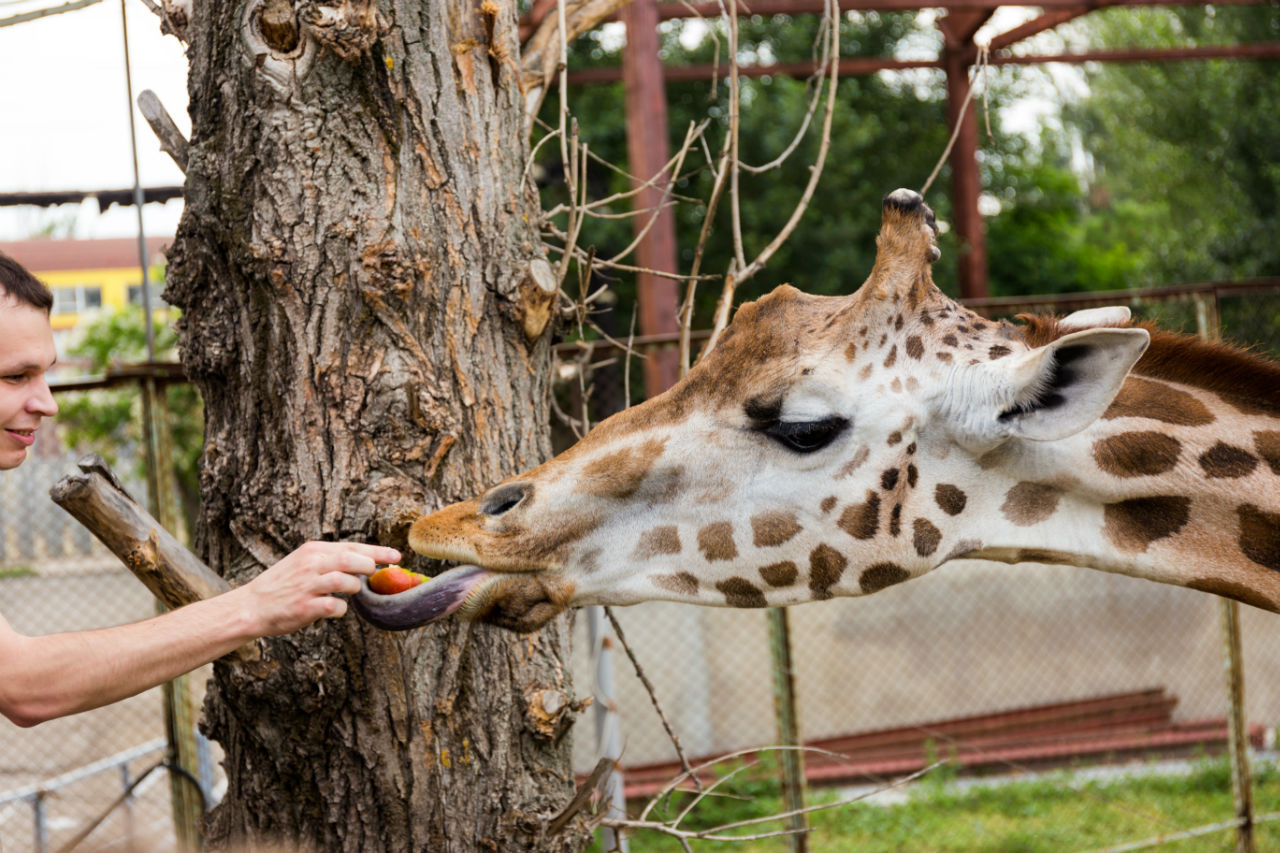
[{"xmin": 355, "ymin": 189, "xmax": 1280, "ymax": 633}]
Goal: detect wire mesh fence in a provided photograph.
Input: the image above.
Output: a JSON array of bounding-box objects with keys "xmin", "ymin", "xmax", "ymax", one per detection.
[{"xmin": 3, "ymin": 280, "xmax": 1280, "ymax": 852}]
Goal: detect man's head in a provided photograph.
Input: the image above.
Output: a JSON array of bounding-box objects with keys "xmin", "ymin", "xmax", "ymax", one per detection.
[{"xmin": 0, "ymin": 252, "xmax": 58, "ymax": 470}]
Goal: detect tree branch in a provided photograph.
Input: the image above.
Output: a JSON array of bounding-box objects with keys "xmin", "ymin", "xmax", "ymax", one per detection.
[{"xmin": 50, "ymin": 455, "xmax": 265, "ymax": 667}]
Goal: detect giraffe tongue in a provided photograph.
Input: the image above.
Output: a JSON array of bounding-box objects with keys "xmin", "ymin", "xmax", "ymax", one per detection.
[{"xmin": 352, "ymin": 565, "xmax": 494, "ymax": 631}]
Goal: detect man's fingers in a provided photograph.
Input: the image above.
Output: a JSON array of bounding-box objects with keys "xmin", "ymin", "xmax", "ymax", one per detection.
[{"xmin": 320, "ymin": 572, "xmax": 363, "ymax": 597}]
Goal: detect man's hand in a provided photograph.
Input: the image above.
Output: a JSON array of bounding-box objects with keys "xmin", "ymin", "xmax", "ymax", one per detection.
[{"xmin": 238, "ymin": 542, "xmax": 402, "ymax": 636}]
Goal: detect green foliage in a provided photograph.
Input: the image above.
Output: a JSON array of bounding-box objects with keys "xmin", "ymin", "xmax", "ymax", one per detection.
[
  {"xmin": 1067, "ymin": 6, "xmax": 1280, "ymax": 284},
  {"xmin": 58, "ymin": 307, "xmax": 203, "ymax": 532},
  {"xmin": 0, "ymin": 565, "xmax": 36, "ymax": 579}
]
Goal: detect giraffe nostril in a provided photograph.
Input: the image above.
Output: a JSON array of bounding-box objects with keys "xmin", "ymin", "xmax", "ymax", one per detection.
[{"xmin": 480, "ymin": 482, "xmax": 533, "ymax": 517}]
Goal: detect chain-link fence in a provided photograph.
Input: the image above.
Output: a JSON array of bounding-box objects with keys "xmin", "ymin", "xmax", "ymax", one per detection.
[{"xmin": 3, "ymin": 280, "xmax": 1280, "ymax": 852}]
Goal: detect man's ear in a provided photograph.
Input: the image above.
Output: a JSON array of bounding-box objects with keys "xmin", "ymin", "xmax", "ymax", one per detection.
[{"xmin": 995, "ymin": 328, "xmax": 1150, "ymax": 441}]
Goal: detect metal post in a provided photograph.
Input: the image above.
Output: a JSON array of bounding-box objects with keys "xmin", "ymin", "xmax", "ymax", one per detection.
[
  {"xmin": 120, "ymin": 763, "xmax": 136, "ymax": 848},
  {"xmin": 586, "ymin": 606, "xmax": 629, "ymax": 853},
  {"xmin": 767, "ymin": 607, "xmax": 807, "ymax": 852},
  {"xmin": 622, "ymin": 0, "xmax": 681, "ymax": 396},
  {"xmin": 1195, "ymin": 292, "xmax": 1254, "ymax": 853},
  {"xmin": 937, "ymin": 11, "xmax": 992, "ymax": 300},
  {"xmin": 33, "ymin": 791, "xmax": 48, "ymax": 853}
]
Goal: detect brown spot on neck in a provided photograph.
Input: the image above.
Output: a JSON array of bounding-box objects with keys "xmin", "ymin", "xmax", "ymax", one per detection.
[
  {"xmin": 697, "ymin": 521, "xmax": 739, "ymax": 561},
  {"xmin": 912, "ymin": 518, "xmax": 942, "ymax": 557},
  {"xmin": 581, "ymin": 437, "xmax": 669, "ymax": 499},
  {"xmin": 1103, "ymin": 496, "xmax": 1191, "ymax": 553},
  {"xmin": 1092, "ymin": 432, "xmax": 1182, "ymax": 478},
  {"xmin": 751, "ymin": 511, "xmax": 803, "ymax": 547},
  {"xmin": 859, "ymin": 562, "xmax": 910, "ymax": 593},
  {"xmin": 809, "ymin": 544, "xmax": 847, "ymax": 599},
  {"xmin": 1103, "ymin": 378, "xmax": 1215, "ymax": 427},
  {"xmin": 654, "ymin": 572, "xmax": 699, "ymax": 595},
  {"xmin": 935, "ymin": 484, "xmax": 968, "ymax": 516},
  {"xmin": 838, "ymin": 492, "xmax": 881, "ymax": 539},
  {"xmin": 1255, "ymin": 431, "xmax": 1280, "ymax": 475},
  {"xmin": 1001, "ymin": 482, "xmax": 1061, "ymax": 527},
  {"xmin": 1198, "ymin": 442, "xmax": 1259, "ymax": 479},
  {"xmin": 717, "ymin": 577, "xmax": 767, "ymax": 607},
  {"xmin": 634, "ymin": 525, "xmax": 682, "ymax": 559},
  {"xmin": 1238, "ymin": 504, "xmax": 1280, "ymax": 572},
  {"xmin": 1186, "ymin": 576, "xmax": 1279, "ymax": 613},
  {"xmin": 760, "ymin": 561, "xmax": 799, "ymax": 587}
]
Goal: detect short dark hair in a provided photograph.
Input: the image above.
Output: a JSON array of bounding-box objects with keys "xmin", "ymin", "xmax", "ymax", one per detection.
[{"xmin": 0, "ymin": 251, "xmax": 54, "ymax": 313}]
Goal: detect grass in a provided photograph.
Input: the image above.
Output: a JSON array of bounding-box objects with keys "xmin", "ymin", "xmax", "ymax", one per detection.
[
  {"xmin": 0, "ymin": 565, "xmax": 36, "ymax": 579},
  {"xmin": 603, "ymin": 756, "xmax": 1280, "ymax": 852}
]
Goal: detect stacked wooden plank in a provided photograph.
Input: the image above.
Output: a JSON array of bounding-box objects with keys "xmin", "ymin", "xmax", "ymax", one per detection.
[{"xmin": 611, "ymin": 689, "xmax": 1265, "ymax": 799}]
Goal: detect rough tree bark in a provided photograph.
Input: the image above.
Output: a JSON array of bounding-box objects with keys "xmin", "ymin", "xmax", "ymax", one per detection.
[{"xmin": 163, "ymin": 1, "xmax": 585, "ymax": 849}]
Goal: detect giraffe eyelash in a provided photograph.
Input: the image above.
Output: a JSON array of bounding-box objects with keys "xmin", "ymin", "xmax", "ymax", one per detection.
[{"xmin": 757, "ymin": 416, "xmax": 850, "ymax": 453}]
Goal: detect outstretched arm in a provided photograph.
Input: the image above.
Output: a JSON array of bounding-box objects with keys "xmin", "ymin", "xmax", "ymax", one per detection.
[{"xmin": 0, "ymin": 541, "xmax": 399, "ymax": 727}]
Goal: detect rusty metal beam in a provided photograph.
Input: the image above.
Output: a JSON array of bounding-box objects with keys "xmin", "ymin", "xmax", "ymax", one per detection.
[
  {"xmin": 565, "ymin": 42, "xmax": 1280, "ymax": 84},
  {"xmin": 521, "ymin": 0, "xmax": 1273, "ymax": 37},
  {"xmin": 940, "ymin": 10, "xmax": 993, "ymax": 298},
  {"xmin": 623, "ymin": 0, "xmax": 683, "ymax": 395},
  {"xmin": 988, "ymin": 5, "xmax": 1096, "ymax": 51}
]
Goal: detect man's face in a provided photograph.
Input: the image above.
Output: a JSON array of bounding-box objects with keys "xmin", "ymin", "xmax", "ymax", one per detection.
[{"xmin": 0, "ymin": 297, "xmax": 58, "ymax": 470}]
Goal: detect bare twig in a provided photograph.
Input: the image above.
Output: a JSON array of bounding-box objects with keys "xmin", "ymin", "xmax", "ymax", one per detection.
[
  {"xmin": 137, "ymin": 89, "xmax": 189, "ymax": 173},
  {"xmin": 920, "ymin": 43, "xmax": 990, "ymax": 198},
  {"xmin": 697, "ymin": 270, "xmax": 738, "ymax": 360},
  {"xmin": 732, "ymin": 0, "xmax": 841, "ymax": 286},
  {"xmin": 606, "ymin": 121, "xmax": 700, "ymax": 265},
  {"xmin": 547, "ymin": 757, "xmax": 614, "ymax": 835},
  {"xmin": 604, "ymin": 607, "xmax": 702, "ymax": 790}
]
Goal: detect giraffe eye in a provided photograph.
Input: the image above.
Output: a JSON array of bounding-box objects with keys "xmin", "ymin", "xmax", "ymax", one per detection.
[{"xmin": 761, "ymin": 417, "xmax": 849, "ymax": 453}]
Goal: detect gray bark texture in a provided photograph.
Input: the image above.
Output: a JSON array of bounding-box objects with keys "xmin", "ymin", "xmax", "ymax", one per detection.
[{"xmin": 163, "ymin": 1, "xmax": 588, "ymax": 849}]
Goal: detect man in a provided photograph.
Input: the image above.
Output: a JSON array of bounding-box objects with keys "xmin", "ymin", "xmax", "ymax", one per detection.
[{"xmin": 0, "ymin": 251, "xmax": 399, "ymax": 727}]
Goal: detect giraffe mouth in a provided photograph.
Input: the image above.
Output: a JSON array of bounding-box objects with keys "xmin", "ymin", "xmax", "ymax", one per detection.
[{"xmin": 352, "ymin": 564, "xmax": 497, "ymax": 631}]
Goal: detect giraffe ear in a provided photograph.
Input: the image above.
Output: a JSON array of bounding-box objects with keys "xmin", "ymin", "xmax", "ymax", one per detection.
[{"xmin": 990, "ymin": 327, "xmax": 1150, "ymax": 442}]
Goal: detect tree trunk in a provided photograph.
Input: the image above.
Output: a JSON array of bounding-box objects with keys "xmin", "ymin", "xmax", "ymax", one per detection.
[{"xmin": 164, "ymin": 2, "xmax": 586, "ymax": 849}]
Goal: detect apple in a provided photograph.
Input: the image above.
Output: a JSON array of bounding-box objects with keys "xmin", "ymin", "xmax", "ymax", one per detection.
[{"xmin": 369, "ymin": 566, "xmax": 429, "ymax": 595}]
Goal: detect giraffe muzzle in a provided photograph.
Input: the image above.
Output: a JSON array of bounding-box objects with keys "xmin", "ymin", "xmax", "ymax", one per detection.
[{"xmin": 352, "ymin": 564, "xmax": 495, "ymax": 630}]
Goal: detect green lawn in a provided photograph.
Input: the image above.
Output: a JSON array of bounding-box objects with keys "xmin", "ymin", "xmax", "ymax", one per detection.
[{"xmin": 604, "ymin": 756, "xmax": 1280, "ymax": 852}]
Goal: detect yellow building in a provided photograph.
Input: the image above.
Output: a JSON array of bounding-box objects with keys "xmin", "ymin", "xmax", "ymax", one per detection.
[{"xmin": 2, "ymin": 237, "xmax": 171, "ymax": 333}]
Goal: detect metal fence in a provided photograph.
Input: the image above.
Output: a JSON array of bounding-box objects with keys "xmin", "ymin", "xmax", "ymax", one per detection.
[{"xmin": 3, "ymin": 279, "xmax": 1280, "ymax": 852}]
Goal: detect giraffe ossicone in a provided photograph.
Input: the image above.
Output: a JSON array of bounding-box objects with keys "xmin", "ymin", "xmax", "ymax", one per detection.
[{"xmin": 355, "ymin": 189, "xmax": 1280, "ymax": 632}]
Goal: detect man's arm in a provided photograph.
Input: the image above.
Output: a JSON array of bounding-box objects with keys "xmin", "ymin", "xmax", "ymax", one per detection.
[{"xmin": 0, "ymin": 541, "xmax": 399, "ymax": 727}]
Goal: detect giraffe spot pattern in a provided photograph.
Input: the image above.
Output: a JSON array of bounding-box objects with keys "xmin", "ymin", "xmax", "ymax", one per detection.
[
  {"xmin": 751, "ymin": 511, "xmax": 803, "ymax": 547},
  {"xmin": 936, "ymin": 484, "xmax": 967, "ymax": 515},
  {"xmin": 881, "ymin": 468, "xmax": 900, "ymax": 490},
  {"xmin": 844, "ymin": 341, "xmax": 858, "ymax": 361},
  {"xmin": 907, "ymin": 464, "xmax": 918, "ymax": 489},
  {"xmin": 1254, "ymin": 431, "xmax": 1280, "ymax": 475},
  {"xmin": 582, "ymin": 437, "xmax": 667, "ymax": 499},
  {"xmin": 1001, "ymin": 482, "xmax": 1061, "ymax": 527},
  {"xmin": 837, "ymin": 445, "xmax": 871, "ymax": 478},
  {"xmin": 859, "ymin": 363, "xmax": 874, "ymax": 381},
  {"xmin": 884, "ymin": 346, "xmax": 898, "ymax": 368},
  {"xmin": 697, "ymin": 522, "xmax": 738, "ymax": 561},
  {"xmin": 889, "ymin": 504, "xmax": 902, "ymax": 537},
  {"xmin": 859, "ymin": 562, "xmax": 910, "ymax": 594},
  {"xmin": 1092, "ymin": 431, "xmax": 1182, "ymax": 478},
  {"xmin": 1221, "ymin": 391, "xmax": 1280, "ymax": 418},
  {"xmin": 942, "ymin": 334, "xmax": 959, "ymax": 347},
  {"xmin": 759, "ymin": 561, "xmax": 799, "ymax": 587},
  {"xmin": 1199, "ymin": 442, "xmax": 1259, "ymax": 479},
  {"xmin": 653, "ymin": 572, "xmax": 699, "ymax": 595},
  {"xmin": 1103, "ymin": 378, "xmax": 1215, "ymax": 426},
  {"xmin": 1238, "ymin": 504, "xmax": 1280, "ymax": 572},
  {"xmin": 838, "ymin": 491, "xmax": 880, "ymax": 539},
  {"xmin": 717, "ymin": 577, "xmax": 767, "ymax": 608},
  {"xmin": 906, "ymin": 336, "xmax": 924, "ymax": 359},
  {"xmin": 937, "ymin": 351, "xmax": 953, "ymax": 363},
  {"xmin": 912, "ymin": 518, "xmax": 942, "ymax": 556},
  {"xmin": 988, "ymin": 345, "xmax": 1011, "ymax": 360},
  {"xmin": 579, "ymin": 547, "xmax": 603, "ymax": 574},
  {"xmin": 809, "ymin": 544, "xmax": 847, "ymax": 600},
  {"xmin": 888, "ymin": 431, "xmax": 903, "ymax": 446},
  {"xmin": 1103, "ymin": 496, "xmax": 1191, "ymax": 553},
  {"xmin": 634, "ymin": 525, "xmax": 682, "ymax": 559},
  {"xmin": 820, "ymin": 495, "xmax": 837, "ymax": 514}
]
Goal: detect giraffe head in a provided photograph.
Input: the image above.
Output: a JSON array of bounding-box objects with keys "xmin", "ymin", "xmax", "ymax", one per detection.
[{"xmin": 355, "ymin": 189, "xmax": 1150, "ymax": 632}]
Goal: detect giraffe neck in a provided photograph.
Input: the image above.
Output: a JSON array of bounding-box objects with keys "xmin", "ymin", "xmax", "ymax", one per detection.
[{"xmin": 944, "ymin": 372, "xmax": 1280, "ymax": 613}]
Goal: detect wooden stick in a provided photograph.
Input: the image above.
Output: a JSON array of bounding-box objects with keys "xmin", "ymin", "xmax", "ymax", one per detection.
[
  {"xmin": 137, "ymin": 89, "xmax": 189, "ymax": 173},
  {"xmin": 50, "ymin": 455, "xmax": 265, "ymax": 666}
]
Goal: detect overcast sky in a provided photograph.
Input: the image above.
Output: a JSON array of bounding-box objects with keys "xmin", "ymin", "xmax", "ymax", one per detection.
[{"xmin": 0, "ymin": 0, "xmax": 189, "ymax": 242}]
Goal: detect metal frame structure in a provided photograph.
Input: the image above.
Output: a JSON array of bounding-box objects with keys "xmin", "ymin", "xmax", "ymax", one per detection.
[{"xmin": 522, "ymin": 0, "xmax": 1280, "ymax": 394}]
